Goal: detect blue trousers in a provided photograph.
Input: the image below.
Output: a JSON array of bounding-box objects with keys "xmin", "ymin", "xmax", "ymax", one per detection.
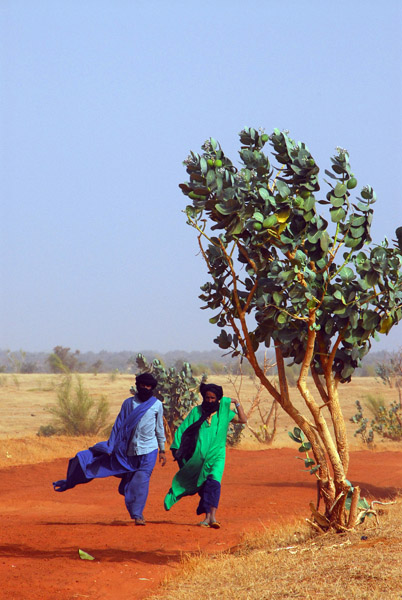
[
  {"xmin": 118, "ymin": 450, "xmax": 158, "ymax": 519},
  {"xmin": 196, "ymin": 476, "xmax": 221, "ymax": 515}
]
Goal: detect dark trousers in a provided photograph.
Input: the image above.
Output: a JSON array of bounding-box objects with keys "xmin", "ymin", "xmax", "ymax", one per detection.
[{"xmin": 196, "ymin": 476, "xmax": 221, "ymax": 515}]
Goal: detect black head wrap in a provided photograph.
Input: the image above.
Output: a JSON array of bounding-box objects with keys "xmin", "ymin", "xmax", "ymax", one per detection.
[
  {"xmin": 135, "ymin": 372, "xmax": 158, "ymax": 402},
  {"xmin": 136, "ymin": 372, "xmax": 158, "ymax": 389},
  {"xmin": 200, "ymin": 382, "xmax": 223, "ymax": 401},
  {"xmin": 173, "ymin": 382, "xmax": 224, "ymax": 466}
]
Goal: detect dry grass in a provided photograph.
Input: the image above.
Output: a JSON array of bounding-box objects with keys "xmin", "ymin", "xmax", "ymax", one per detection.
[
  {"xmin": 150, "ymin": 500, "xmax": 402, "ymax": 600},
  {"xmin": 0, "ymin": 435, "xmax": 100, "ymax": 468},
  {"xmin": 1, "ymin": 373, "xmax": 402, "ymax": 466}
]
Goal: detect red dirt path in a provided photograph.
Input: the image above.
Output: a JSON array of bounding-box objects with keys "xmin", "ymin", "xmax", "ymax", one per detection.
[{"xmin": 1, "ymin": 448, "xmax": 401, "ymax": 600}]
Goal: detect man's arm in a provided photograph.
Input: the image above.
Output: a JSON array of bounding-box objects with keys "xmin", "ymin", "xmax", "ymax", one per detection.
[
  {"xmin": 156, "ymin": 402, "xmax": 167, "ymax": 466},
  {"xmin": 230, "ymin": 399, "xmax": 247, "ymax": 424}
]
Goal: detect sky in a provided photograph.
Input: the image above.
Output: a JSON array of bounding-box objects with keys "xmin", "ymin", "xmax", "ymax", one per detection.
[{"xmin": 1, "ymin": 0, "xmax": 402, "ymax": 354}]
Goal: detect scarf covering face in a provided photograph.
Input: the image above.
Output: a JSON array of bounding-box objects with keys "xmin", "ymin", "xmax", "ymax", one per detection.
[
  {"xmin": 174, "ymin": 383, "xmax": 223, "ymax": 465},
  {"xmin": 135, "ymin": 372, "xmax": 158, "ymax": 401}
]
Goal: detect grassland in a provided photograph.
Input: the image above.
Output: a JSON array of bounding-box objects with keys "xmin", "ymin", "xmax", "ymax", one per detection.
[{"xmin": 1, "ymin": 372, "xmax": 401, "ymax": 469}]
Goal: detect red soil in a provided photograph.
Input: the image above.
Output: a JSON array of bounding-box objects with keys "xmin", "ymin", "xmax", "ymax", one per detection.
[{"xmin": 1, "ymin": 448, "xmax": 401, "ymax": 600}]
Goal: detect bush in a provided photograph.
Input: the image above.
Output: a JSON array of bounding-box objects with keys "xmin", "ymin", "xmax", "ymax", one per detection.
[
  {"xmin": 37, "ymin": 424, "xmax": 58, "ymax": 437},
  {"xmin": 351, "ymin": 394, "xmax": 402, "ymax": 443},
  {"xmin": 226, "ymin": 422, "xmax": 245, "ymax": 446},
  {"xmin": 40, "ymin": 375, "xmax": 111, "ymax": 436}
]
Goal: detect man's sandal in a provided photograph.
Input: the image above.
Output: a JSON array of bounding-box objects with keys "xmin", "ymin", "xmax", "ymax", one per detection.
[
  {"xmin": 135, "ymin": 517, "xmax": 146, "ymax": 526},
  {"xmin": 209, "ymin": 521, "xmax": 221, "ymax": 529},
  {"xmin": 198, "ymin": 520, "xmax": 210, "ymax": 528}
]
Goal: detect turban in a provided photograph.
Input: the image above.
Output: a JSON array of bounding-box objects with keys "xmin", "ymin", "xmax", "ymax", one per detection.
[
  {"xmin": 200, "ymin": 382, "xmax": 223, "ymax": 400},
  {"xmin": 136, "ymin": 372, "xmax": 158, "ymax": 389}
]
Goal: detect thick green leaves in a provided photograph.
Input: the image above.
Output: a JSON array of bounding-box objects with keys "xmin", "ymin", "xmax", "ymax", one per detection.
[
  {"xmin": 180, "ymin": 127, "xmax": 402, "ymax": 385},
  {"xmin": 259, "ymin": 187, "xmax": 270, "ymax": 200},
  {"xmin": 338, "ymin": 267, "xmax": 354, "ymax": 283},
  {"xmin": 362, "ymin": 311, "xmax": 380, "ymax": 330}
]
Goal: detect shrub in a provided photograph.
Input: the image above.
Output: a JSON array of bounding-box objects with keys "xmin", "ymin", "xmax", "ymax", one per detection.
[
  {"xmin": 351, "ymin": 394, "xmax": 402, "ymax": 443},
  {"xmin": 40, "ymin": 375, "xmax": 111, "ymax": 436}
]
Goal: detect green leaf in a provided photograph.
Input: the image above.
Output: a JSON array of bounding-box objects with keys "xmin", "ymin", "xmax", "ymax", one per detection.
[
  {"xmin": 362, "ymin": 310, "xmax": 380, "ymax": 331},
  {"xmin": 209, "ymin": 314, "xmax": 220, "ymax": 324},
  {"xmin": 253, "ymin": 211, "xmax": 264, "ymax": 223},
  {"xmin": 288, "ymin": 431, "xmax": 302, "ymax": 443},
  {"xmin": 206, "ymin": 169, "xmax": 216, "ymax": 186},
  {"xmin": 259, "ymin": 187, "xmax": 270, "ymax": 200},
  {"xmin": 366, "ymin": 271, "xmax": 380, "ymax": 286},
  {"xmin": 303, "ymin": 196, "xmax": 315, "ymax": 211},
  {"xmin": 243, "ymin": 169, "xmax": 252, "ymax": 182},
  {"xmin": 216, "ymin": 175, "xmax": 223, "ymax": 196},
  {"xmin": 293, "ymin": 427, "xmax": 303, "ymax": 440},
  {"xmin": 334, "ymin": 182, "xmax": 347, "ymax": 198},
  {"xmin": 276, "ymin": 180, "xmax": 290, "ymax": 198},
  {"xmin": 344, "ymin": 235, "xmax": 362, "ymax": 248},
  {"xmin": 330, "ymin": 207, "xmax": 346, "ymax": 223},
  {"xmin": 358, "ymin": 497, "xmax": 370, "ymax": 510},
  {"xmin": 263, "ymin": 214, "xmax": 278, "ymax": 228},
  {"xmin": 329, "ymin": 195, "xmax": 345, "ymax": 208},
  {"xmin": 320, "ymin": 232, "xmax": 330, "ymax": 252},
  {"xmin": 200, "ymin": 157, "xmax": 207, "ymax": 174},
  {"xmin": 339, "ymin": 267, "xmax": 354, "ymax": 283},
  {"xmin": 79, "ymin": 549, "xmax": 95, "ymax": 561}
]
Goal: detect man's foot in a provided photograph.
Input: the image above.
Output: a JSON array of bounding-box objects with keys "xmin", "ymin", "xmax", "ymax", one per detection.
[
  {"xmin": 198, "ymin": 520, "xmax": 210, "ymax": 528},
  {"xmin": 134, "ymin": 517, "xmax": 146, "ymax": 526},
  {"xmin": 53, "ymin": 480, "xmax": 68, "ymax": 492},
  {"xmin": 209, "ymin": 521, "xmax": 221, "ymax": 529}
]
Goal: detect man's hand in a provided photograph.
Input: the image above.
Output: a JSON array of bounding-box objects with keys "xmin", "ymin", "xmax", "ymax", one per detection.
[{"xmin": 159, "ymin": 451, "xmax": 167, "ymax": 467}]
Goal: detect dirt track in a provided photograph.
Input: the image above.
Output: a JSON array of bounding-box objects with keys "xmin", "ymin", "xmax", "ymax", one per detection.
[{"xmin": 1, "ymin": 448, "xmax": 401, "ymax": 600}]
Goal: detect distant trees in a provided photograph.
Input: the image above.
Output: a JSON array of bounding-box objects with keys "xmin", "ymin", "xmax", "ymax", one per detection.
[{"xmin": 47, "ymin": 346, "xmax": 82, "ymax": 373}]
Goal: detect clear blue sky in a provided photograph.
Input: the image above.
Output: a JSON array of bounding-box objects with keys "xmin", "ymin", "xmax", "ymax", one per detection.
[{"xmin": 1, "ymin": 0, "xmax": 401, "ymax": 353}]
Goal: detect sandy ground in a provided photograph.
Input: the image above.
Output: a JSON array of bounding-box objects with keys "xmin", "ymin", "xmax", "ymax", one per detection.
[{"xmin": 1, "ymin": 447, "xmax": 402, "ymax": 600}]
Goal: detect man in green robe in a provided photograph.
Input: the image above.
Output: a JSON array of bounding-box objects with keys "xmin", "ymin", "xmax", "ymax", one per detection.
[{"xmin": 164, "ymin": 383, "xmax": 247, "ymax": 528}]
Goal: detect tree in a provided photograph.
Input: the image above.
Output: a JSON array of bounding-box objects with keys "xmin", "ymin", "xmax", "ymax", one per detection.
[
  {"xmin": 47, "ymin": 346, "xmax": 80, "ymax": 373},
  {"xmin": 180, "ymin": 127, "xmax": 402, "ymax": 531}
]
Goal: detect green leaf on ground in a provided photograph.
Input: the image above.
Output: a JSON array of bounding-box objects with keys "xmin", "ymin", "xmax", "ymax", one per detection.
[{"xmin": 79, "ymin": 549, "xmax": 95, "ymax": 561}]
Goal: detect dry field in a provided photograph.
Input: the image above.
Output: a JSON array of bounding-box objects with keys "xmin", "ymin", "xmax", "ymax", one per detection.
[
  {"xmin": 149, "ymin": 500, "xmax": 402, "ymax": 600},
  {"xmin": 1, "ymin": 373, "xmax": 402, "ymax": 600},
  {"xmin": 0, "ymin": 372, "xmax": 401, "ymax": 468}
]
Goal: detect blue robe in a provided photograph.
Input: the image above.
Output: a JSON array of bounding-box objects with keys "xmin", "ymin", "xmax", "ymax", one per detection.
[{"xmin": 53, "ymin": 396, "xmax": 158, "ymax": 519}]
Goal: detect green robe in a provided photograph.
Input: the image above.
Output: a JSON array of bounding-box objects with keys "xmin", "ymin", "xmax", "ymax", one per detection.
[{"xmin": 164, "ymin": 397, "xmax": 235, "ymax": 510}]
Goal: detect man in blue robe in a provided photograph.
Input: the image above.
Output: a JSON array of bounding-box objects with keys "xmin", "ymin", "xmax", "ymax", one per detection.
[{"xmin": 53, "ymin": 373, "xmax": 166, "ymax": 525}]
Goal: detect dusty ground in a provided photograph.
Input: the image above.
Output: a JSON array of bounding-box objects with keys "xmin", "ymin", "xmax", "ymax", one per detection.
[{"xmin": 1, "ymin": 448, "xmax": 402, "ymax": 600}]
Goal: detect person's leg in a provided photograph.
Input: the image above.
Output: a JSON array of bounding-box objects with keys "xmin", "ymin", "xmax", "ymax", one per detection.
[
  {"xmin": 197, "ymin": 477, "xmax": 221, "ymax": 527},
  {"xmin": 123, "ymin": 450, "xmax": 158, "ymax": 524},
  {"xmin": 53, "ymin": 452, "xmax": 94, "ymax": 491}
]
